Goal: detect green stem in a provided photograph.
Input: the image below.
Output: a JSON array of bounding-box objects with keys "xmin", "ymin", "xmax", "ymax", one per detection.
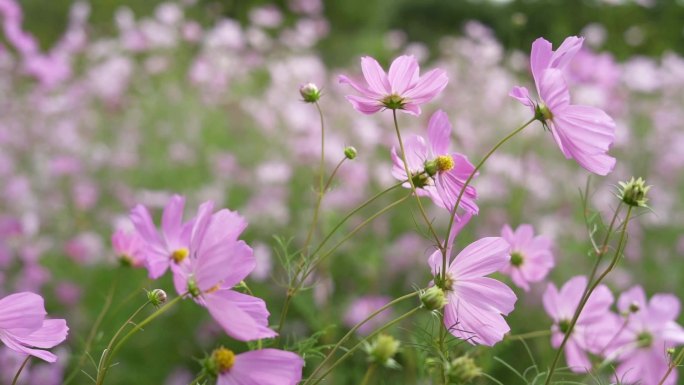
[
  {"xmin": 302, "ymin": 102, "xmax": 330, "ymax": 253},
  {"xmin": 95, "ymin": 295, "xmax": 184, "ymax": 385},
  {"xmin": 11, "ymin": 356, "xmax": 30, "ymax": 385},
  {"xmin": 360, "ymin": 363, "xmax": 377, "ymax": 385},
  {"xmin": 95, "ymin": 300, "xmax": 151, "ymax": 384},
  {"xmin": 658, "ymin": 348, "xmax": 684, "ymax": 385},
  {"xmin": 544, "ymin": 205, "xmax": 633, "ymax": 384},
  {"xmin": 307, "ymin": 307, "xmax": 421, "ymax": 385},
  {"xmin": 188, "ymin": 372, "xmax": 207, "ymax": 385},
  {"xmin": 392, "ymin": 109, "xmax": 442, "ymax": 246},
  {"xmin": 306, "ymin": 291, "xmax": 419, "ymax": 382},
  {"xmin": 64, "ymin": 269, "xmax": 120, "ymax": 385},
  {"xmin": 506, "ymin": 330, "xmax": 551, "ymax": 340}
]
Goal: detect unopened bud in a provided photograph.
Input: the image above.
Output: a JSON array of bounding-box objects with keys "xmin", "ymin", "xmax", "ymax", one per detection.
[
  {"xmin": 421, "ymin": 286, "xmax": 447, "ymax": 311},
  {"xmin": 447, "ymin": 355, "xmax": 482, "ymax": 383},
  {"xmin": 618, "ymin": 177, "xmax": 651, "ymax": 207},
  {"xmin": 365, "ymin": 334, "xmax": 400, "ymax": 367},
  {"xmin": 344, "ymin": 146, "xmax": 357, "ymax": 160},
  {"xmin": 147, "ymin": 289, "xmax": 167, "ymax": 307},
  {"xmin": 299, "ymin": 82, "xmax": 321, "ymax": 103}
]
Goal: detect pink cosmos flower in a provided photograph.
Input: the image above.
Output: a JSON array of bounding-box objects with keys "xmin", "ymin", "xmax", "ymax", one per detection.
[
  {"xmin": 510, "ymin": 37, "xmax": 617, "ymax": 175},
  {"xmin": 339, "ymin": 55, "xmax": 448, "ymax": 115},
  {"xmin": 608, "ymin": 286, "xmax": 684, "ymax": 385},
  {"xmin": 211, "ymin": 347, "xmax": 304, "ymax": 385},
  {"xmin": 391, "ymin": 110, "xmax": 478, "ymax": 215},
  {"xmin": 500, "ymin": 224, "xmax": 554, "ymax": 291},
  {"xmin": 542, "ymin": 276, "xmax": 617, "ymax": 372},
  {"xmin": 130, "ymin": 195, "xmax": 196, "ymax": 279},
  {"xmin": 174, "ymin": 201, "xmax": 276, "ymax": 341},
  {"xmin": 0, "ymin": 292, "xmax": 68, "ymax": 362},
  {"xmin": 428, "ymin": 215, "xmax": 517, "ymax": 346},
  {"xmin": 111, "ymin": 228, "xmax": 145, "ymax": 267},
  {"xmin": 343, "ymin": 296, "xmax": 394, "ymax": 335}
]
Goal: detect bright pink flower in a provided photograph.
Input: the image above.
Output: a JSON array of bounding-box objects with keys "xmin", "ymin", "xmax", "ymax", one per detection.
[
  {"xmin": 175, "ymin": 201, "xmax": 276, "ymax": 341},
  {"xmin": 542, "ymin": 276, "xmax": 617, "ymax": 373},
  {"xmin": 130, "ymin": 195, "xmax": 195, "ymax": 279},
  {"xmin": 510, "ymin": 37, "xmax": 617, "ymax": 175},
  {"xmin": 339, "ymin": 55, "xmax": 447, "ymax": 115},
  {"xmin": 428, "ymin": 217, "xmax": 517, "ymax": 346},
  {"xmin": 0, "ymin": 292, "xmax": 68, "ymax": 362},
  {"xmin": 500, "ymin": 224, "xmax": 554, "ymax": 291},
  {"xmin": 214, "ymin": 348, "xmax": 304, "ymax": 385},
  {"xmin": 111, "ymin": 228, "xmax": 145, "ymax": 267},
  {"xmin": 391, "ymin": 110, "xmax": 478, "ymax": 215},
  {"xmin": 608, "ymin": 286, "xmax": 684, "ymax": 385}
]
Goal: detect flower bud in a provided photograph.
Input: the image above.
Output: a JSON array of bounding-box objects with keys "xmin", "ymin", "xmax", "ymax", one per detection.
[
  {"xmin": 421, "ymin": 286, "xmax": 447, "ymax": 311},
  {"xmin": 447, "ymin": 355, "xmax": 481, "ymax": 384},
  {"xmin": 147, "ymin": 289, "xmax": 167, "ymax": 307},
  {"xmin": 344, "ymin": 146, "xmax": 357, "ymax": 160},
  {"xmin": 617, "ymin": 177, "xmax": 651, "ymax": 207},
  {"xmin": 299, "ymin": 83, "xmax": 321, "ymax": 103},
  {"xmin": 364, "ymin": 334, "xmax": 400, "ymax": 367}
]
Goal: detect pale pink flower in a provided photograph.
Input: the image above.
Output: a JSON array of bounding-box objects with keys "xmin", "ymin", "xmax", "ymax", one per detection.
[
  {"xmin": 609, "ymin": 286, "xmax": 684, "ymax": 385},
  {"xmin": 344, "ymin": 296, "xmax": 394, "ymax": 335},
  {"xmin": 428, "ymin": 215, "xmax": 517, "ymax": 346},
  {"xmin": 130, "ymin": 195, "xmax": 195, "ymax": 279},
  {"xmin": 339, "ymin": 55, "xmax": 447, "ymax": 115},
  {"xmin": 0, "ymin": 292, "xmax": 68, "ymax": 362},
  {"xmin": 500, "ymin": 224, "xmax": 554, "ymax": 291},
  {"xmin": 391, "ymin": 110, "xmax": 478, "ymax": 214},
  {"xmin": 174, "ymin": 201, "xmax": 276, "ymax": 341},
  {"xmin": 510, "ymin": 37, "xmax": 617, "ymax": 175},
  {"xmin": 213, "ymin": 348, "xmax": 303, "ymax": 385},
  {"xmin": 111, "ymin": 228, "xmax": 145, "ymax": 267},
  {"xmin": 542, "ymin": 276, "xmax": 617, "ymax": 372}
]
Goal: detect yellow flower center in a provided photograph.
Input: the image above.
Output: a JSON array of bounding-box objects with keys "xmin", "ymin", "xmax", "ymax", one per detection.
[
  {"xmin": 435, "ymin": 155, "xmax": 454, "ymax": 172},
  {"xmin": 212, "ymin": 347, "xmax": 236, "ymax": 373},
  {"xmin": 171, "ymin": 247, "xmax": 189, "ymax": 263}
]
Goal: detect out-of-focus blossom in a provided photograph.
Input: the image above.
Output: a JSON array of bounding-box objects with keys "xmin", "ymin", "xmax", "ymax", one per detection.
[
  {"xmin": 339, "ymin": 55, "xmax": 448, "ymax": 115},
  {"xmin": 500, "ymin": 224, "xmax": 554, "ymax": 291},
  {"xmin": 543, "ymin": 276, "xmax": 617, "ymax": 372},
  {"xmin": 344, "ymin": 296, "xmax": 394, "ymax": 335}
]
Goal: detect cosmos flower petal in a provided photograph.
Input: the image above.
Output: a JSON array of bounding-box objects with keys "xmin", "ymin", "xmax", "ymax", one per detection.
[
  {"xmin": 450, "ymin": 237, "xmax": 510, "ymax": 279},
  {"xmin": 427, "ymin": 109, "xmax": 451, "ymax": 155},
  {"xmin": 360, "ymin": 56, "xmax": 390, "ymax": 95},
  {"xmin": 403, "ymin": 68, "xmax": 448, "ymax": 104},
  {"xmin": 221, "ymin": 349, "xmax": 304, "ymax": 385},
  {"xmin": 0, "ymin": 292, "xmax": 46, "ymax": 330},
  {"xmin": 388, "ymin": 55, "xmax": 419, "ymax": 94}
]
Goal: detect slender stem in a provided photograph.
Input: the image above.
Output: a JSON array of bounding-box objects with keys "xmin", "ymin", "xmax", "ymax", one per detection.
[
  {"xmin": 307, "ymin": 307, "xmax": 421, "ymax": 385},
  {"xmin": 506, "ymin": 330, "xmax": 552, "ymax": 340},
  {"xmin": 95, "ymin": 301, "xmax": 151, "ymax": 384},
  {"xmin": 95, "ymin": 295, "xmax": 184, "ymax": 385},
  {"xmin": 544, "ymin": 205, "xmax": 633, "ymax": 384},
  {"xmin": 306, "ymin": 291, "xmax": 419, "ymax": 382},
  {"xmin": 442, "ymin": 117, "xmax": 535, "ymax": 280},
  {"xmin": 658, "ymin": 348, "xmax": 684, "ymax": 385},
  {"xmin": 64, "ymin": 269, "xmax": 121, "ymax": 385},
  {"xmin": 11, "ymin": 356, "xmax": 30, "ymax": 385},
  {"xmin": 392, "ymin": 109, "xmax": 442, "ymax": 246},
  {"xmin": 189, "ymin": 372, "xmax": 207, "ymax": 385},
  {"xmin": 360, "ymin": 364, "xmax": 377, "ymax": 385},
  {"xmin": 302, "ymin": 102, "xmax": 329, "ymax": 253}
]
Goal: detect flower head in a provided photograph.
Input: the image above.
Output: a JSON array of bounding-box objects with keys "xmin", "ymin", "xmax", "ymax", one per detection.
[
  {"xmin": 617, "ymin": 177, "xmax": 651, "ymax": 207},
  {"xmin": 206, "ymin": 347, "xmax": 304, "ymax": 385},
  {"xmin": 391, "ymin": 110, "xmax": 478, "ymax": 215},
  {"xmin": 510, "ymin": 37, "xmax": 617, "ymax": 176},
  {"xmin": 500, "ymin": 224, "xmax": 554, "ymax": 291},
  {"xmin": 542, "ymin": 276, "xmax": 618, "ymax": 373},
  {"xmin": 339, "ymin": 55, "xmax": 448, "ymax": 115},
  {"xmin": 428, "ymin": 221, "xmax": 517, "ymax": 346},
  {"xmin": 608, "ymin": 286, "xmax": 684, "ymax": 385},
  {"xmin": 111, "ymin": 228, "xmax": 145, "ymax": 267},
  {"xmin": 0, "ymin": 292, "xmax": 69, "ymax": 362}
]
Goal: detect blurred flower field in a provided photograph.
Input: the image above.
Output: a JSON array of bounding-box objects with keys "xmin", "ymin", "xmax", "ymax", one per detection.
[{"xmin": 1, "ymin": 0, "xmax": 684, "ymax": 384}]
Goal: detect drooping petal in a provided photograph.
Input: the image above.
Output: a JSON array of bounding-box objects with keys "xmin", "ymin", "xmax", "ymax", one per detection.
[
  {"xmin": 0, "ymin": 332, "xmax": 58, "ymax": 362},
  {"xmin": 509, "ymin": 86, "xmax": 534, "ymax": 108},
  {"xmin": 338, "ymin": 74, "xmax": 377, "ymax": 97},
  {"xmin": 549, "ymin": 36, "xmax": 584, "ymax": 70},
  {"xmin": 388, "ymin": 55, "xmax": 419, "ymax": 95},
  {"xmin": 401, "ymin": 102, "xmax": 421, "ymax": 116},
  {"xmin": 360, "ymin": 56, "xmax": 390, "ymax": 95},
  {"xmin": 344, "ymin": 95, "xmax": 383, "ymax": 115},
  {"xmin": 0, "ymin": 292, "xmax": 45, "ymax": 330},
  {"xmin": 403, "ymin": 68, "xmax": 448, "ymax": 104},
  {"xmin": 204, "ymin": 290, "xmax": 277, "ymax": 341},
  {"xmin": 189, "ymin": 200, "xmax": 215, "ymax": 254},
  {"xmin": 195, "ymin": 240, "xmax": 254, "ymax": 291},
  {"xmin": 454, "ymin": 277, "xmax": 517, "ymax": 315},
  {"xmin": 7, "ymin": 319, "xmax": 68, "ymax": 349},
  {"xmin": 444, "ymin": 293, "xmax": 510, "ymax": 346},
  {"xmin": 427, "ymin": 109, "xmax": 451, "ymax": 156},
  {"xmin": 450, "ymin": 237, "xmax": 509, "ymax": 279}
]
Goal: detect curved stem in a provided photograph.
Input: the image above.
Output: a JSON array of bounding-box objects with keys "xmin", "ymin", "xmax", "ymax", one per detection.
[
  {"xmin": 64, "ymin": 268, "xmax": 121, "ymax": 385},
  {"xmin": 11, "ymin": 356, "xmax": 30, "ymax": 385},
  {"xmin": 544, "ymin": 205, "xmax": 633, "ymax": 384},
  {"xmin": 392, "ymin": 109, "xmax": 442, "ymax": 247},
  {"xmin": 306, "ymin": 291, "xmax": 419, "ymax": 382},
  {"xmin": 307, "ymin": 307, "xmax": 421, "ymax": 385},
  {"xmin": 95, "ymin": 300, "xmax": 151, "ymax": 384},
  {"xmin": 302, "ymin": 102, "xmax": 330, "ymax": 253},
  {"xmin": 95, "ymin": 295, "xmax": 184, "ymax": 385},
  {"xmin": 360, "ymin": 363, "xmax": 377, "ymax": 385},
  {"xmin": 658, "ymin": 348, "xmax": 684, "ymax": 385}
]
